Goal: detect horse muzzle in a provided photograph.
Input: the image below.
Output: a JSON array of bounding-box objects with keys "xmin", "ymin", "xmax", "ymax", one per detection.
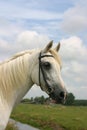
[{"xmin": 49, "ymin": 89, "xmax": 67, "ymax": 104}]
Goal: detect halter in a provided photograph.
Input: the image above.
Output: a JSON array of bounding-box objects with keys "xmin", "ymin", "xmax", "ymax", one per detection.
[{"xmin": 39, "ymin": 52, "xmax": 54, "ymax": 93}]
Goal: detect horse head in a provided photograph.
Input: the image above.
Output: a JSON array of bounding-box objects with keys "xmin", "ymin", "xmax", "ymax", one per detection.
[{"xmin": 31, "ymin": 41, "xmax": 68, "ymax": 104}]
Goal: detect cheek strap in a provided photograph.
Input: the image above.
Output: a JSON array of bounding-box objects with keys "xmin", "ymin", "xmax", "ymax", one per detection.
[{"xmin": 38, "ymin": 52, "xmax": 54, "ymax": 93}]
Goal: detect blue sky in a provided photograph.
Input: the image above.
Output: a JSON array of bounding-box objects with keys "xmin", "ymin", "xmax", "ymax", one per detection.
[
  {"xmin": 0, "ymin": 0, "xmax": 87, "ymax": 43},
  {"xmin": 0, "ymin": 0, "xmax": 87, "ymax": 99}
]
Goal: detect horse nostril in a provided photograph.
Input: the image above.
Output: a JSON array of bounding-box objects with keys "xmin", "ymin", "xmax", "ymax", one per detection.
[{"xmin": 59, "ymin": 91, "xmax": 65, "ymax": 99}]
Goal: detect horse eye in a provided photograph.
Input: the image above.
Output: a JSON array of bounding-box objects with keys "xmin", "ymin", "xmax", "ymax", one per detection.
[{"xmin": 43, "ymin": 62, "xmax": 51, "ymax": 69}]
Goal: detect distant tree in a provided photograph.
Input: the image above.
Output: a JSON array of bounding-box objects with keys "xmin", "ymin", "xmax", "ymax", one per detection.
[
  {"xmin": 21, "ymin": 98, "xmax": 30, "ymax": 103},
  {"xmin": 65, "ymin": 93, "xmax": 75, "ymax": 105},
  {"xmin": 73, "ymin": 100, "xmax": 87, "ymax": 106},
  {"xmin": 30, "ymin": 97, "xmax": 34, "ymax": 102},
  {"xmin": 34, "ymin": 97, "xmax": 39, "ymax": 104},
  {"xmin": 34, "ymin": 96, "xmax": 45, "ymax": 104},
  {"xmin": 40, "ymin": 96, "xmax": 45, "ymax": 104}
]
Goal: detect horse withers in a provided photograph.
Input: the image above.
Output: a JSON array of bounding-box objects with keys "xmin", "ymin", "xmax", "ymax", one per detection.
[{"xmin": 0, "ymin": 41, "xmax": 67, "ymax": 130}]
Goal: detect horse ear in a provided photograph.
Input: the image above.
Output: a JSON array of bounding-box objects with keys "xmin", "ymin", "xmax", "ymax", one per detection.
[
  {"xmin": 42, "ymin": 40, "xmax": 53, "ymax": 53},
  {"xmin": 54, "ymin": 42, "xmax": 60, "ymax": 52}
]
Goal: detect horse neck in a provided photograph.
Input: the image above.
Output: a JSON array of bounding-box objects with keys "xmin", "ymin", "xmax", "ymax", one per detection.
[
  {"xmin": 12, "ymin": 51, "xmax": 40, "ymax": 104},
  {"xmin": 0, "ymin": 51, "xmax": 39, "ymax": 130}
]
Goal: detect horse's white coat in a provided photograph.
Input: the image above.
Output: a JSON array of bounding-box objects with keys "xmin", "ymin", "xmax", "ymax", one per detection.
[
  {"xmin": 0, "ymin": 100, "xmax": 11, "ymax": 130},
  {"xmin": 0, "ymin": 42, "xmax": 66, "ymax": 130},
  {"xmin": 0, "ymin": 51, "xmax": 37, "ymax": 130}
]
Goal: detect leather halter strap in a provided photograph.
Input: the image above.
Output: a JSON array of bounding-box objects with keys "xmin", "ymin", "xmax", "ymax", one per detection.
[{"xmin": 39, "ymin": 52, "xmax": 54, "ymax": 93}]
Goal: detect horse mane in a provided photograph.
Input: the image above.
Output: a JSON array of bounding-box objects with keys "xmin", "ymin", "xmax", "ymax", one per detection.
[
  {"xmin": 0, "ymin": 48, "xmax": 61, "ymax": 66},
  {"xmin": 0, "ymin": 49, "xmax": 36, "ymax": 102},
  {"xmin": 0, "ymin": 50, "xmax": 35, "ymax": 66}
]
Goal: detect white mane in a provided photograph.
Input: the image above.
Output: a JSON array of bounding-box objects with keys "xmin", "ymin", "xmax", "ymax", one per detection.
[
  {"xmin": 0, "ymin": 49, "xmax": 39, "ymax": 129},
  {"xmin": 0, "ymin": 49, "xmax": 35, "ymax": 65},
  {"xmin": 0, "ymin": 49, "xmax": 38, "ymax": 101}
]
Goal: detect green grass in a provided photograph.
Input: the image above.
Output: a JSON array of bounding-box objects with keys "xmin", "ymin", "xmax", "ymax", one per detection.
[
  {"xmin": 11, "ymin": 104, "xmax": 87, "ymax": 130},
  {"xmin": 6, "ymin": 122, "xmax": 18, "ymax": 130}
]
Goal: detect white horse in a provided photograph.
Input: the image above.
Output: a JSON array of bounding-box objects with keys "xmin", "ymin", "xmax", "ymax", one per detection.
[{"xmin": 0, "ymin": 41, "xmax": 67, "ymax": 130}]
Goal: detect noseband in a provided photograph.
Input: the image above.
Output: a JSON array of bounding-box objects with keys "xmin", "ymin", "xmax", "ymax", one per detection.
[{"xmin": 39, "ymin": 52, "xmax": 54, "ymax": 93}]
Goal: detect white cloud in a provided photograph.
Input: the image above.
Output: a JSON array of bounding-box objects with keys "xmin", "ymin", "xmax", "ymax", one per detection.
[
  {"xmin": 61, "ymin": 3, "xmax": 87, "ymax": 33},
  {"xmin": 16, "ymin": 31, "xmax": 50, "ymax": 50},
  {"xmin": 0, "ymin": 39, "xmax": 11, "ymax": 58},
  {"xmin": 60, "ymin": 36, "xmax": 87, "ymax": 61},
  {"xmin": 0, "ymin": 17, "xmax": 22, "ymax": 39},
  {"xmin": 68, "ymin": 85, "xmax": 87, "ymax": 99},
  {"xmin": 59, "ymin": 36, "xmax": 87, "ymax": 99},
  {"xmin": 0, "ymin": 39, "xmax": 8, "ymax": 49},
  {"xmin": 0, "ymin": 31, "xmax": 50, "ymax": 60},
  {"xmin": 0, "ymin": 40, "xmax": 17, "ymax": 63},
  {"xmin": 25, "ymin": 85, "xmax": 48, "ymax": 99}
]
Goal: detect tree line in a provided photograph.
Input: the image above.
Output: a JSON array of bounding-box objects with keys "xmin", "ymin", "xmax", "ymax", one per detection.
[{"xmin": 21, "ymin": 93, "xmax": 87, "ymax": 106}]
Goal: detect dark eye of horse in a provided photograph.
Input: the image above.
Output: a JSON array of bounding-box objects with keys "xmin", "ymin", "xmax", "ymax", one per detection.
[{"xmin": 43, "ymin": 62, "xmax": 51, "ymax": 69}]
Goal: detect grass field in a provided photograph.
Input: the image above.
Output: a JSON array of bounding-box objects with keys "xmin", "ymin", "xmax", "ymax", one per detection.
[
  {"xmin": 10, "ymin": 103, "xmax": 87, "ymax": 130},
  {"xmin": 6, "ymin": 122, "xmax": 18, "ymax": 130}
]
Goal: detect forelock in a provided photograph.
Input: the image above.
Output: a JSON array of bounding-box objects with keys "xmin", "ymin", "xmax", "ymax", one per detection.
[{"xmin": 49, "ymin": 49, "xmax": 62, "ymax": 67}]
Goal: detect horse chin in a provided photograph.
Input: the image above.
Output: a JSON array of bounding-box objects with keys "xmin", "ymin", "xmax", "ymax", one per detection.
[
  {"xmin": 51, "ymin": 98, "xmax": 65, "ymax": 104},
  {"xmin": 52, "ymin": 98, "xmax": 65, "ymax": 104},
  {"xmin": 49, "ymin": 92, "xmax": 65, "ymax": 104}
]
